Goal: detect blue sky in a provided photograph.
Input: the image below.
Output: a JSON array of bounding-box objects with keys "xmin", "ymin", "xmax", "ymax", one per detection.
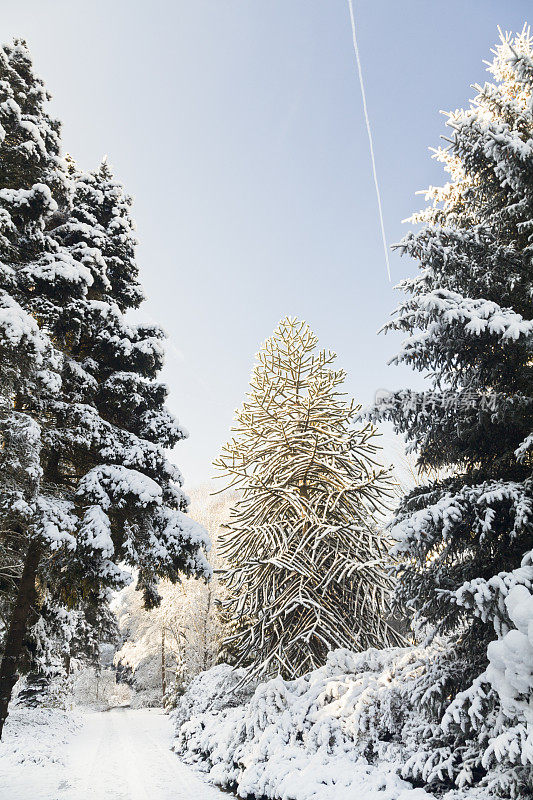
[{"xmin": 4, "ymin": 1, "xmax": 530, "ymax": 486}]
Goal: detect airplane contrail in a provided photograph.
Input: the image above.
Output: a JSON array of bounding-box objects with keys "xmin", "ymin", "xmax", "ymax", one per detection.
[{"xmin": 347, "ymin": 0, "xmax": 392, "ymax": 282}]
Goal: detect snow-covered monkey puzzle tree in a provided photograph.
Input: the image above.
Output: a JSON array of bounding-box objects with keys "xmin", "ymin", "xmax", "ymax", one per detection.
[
  {"xmin": 370, "ymin": 29, "xmax": 533, "ymax": 794},
  {"xmin": 214, "ymin": 318, "xmax": 403, "ymax": 679},
  {"xmin": 0, "ymin": 41, "xmax": 209, "ymax": 737}
]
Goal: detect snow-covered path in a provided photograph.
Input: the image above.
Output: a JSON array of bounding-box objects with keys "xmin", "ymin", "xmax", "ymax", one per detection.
[{"xmin": 3, "ymin": 707, "xmax": 229, "ymax": 800}]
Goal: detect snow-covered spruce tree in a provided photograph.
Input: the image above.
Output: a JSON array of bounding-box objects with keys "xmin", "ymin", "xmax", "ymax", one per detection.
[
  {"xmin": 214, "ymin": 318, "xmax": 403, "ymax": 680},
  {"xmin": 13, "ymin": 155, "xmax": 145, "ymax": 701},
  {"xmin": 55, "ymin": 155, "xmax": 144, "ymax": 312},
  {"xmin": 0, "ymin": 41, "xmax": 209, "ymax": 736},
  {"xmin": 370, "ymin": 29, "xmax": 533, "ymax": 795}
]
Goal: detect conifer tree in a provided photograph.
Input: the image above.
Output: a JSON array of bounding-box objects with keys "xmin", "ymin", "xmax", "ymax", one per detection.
[
  {"xmin": 0, "ymin": 41, "xmax": 209, "ymax": 736},
  {"xmin": 215, "ymin": 318, "xmax": 402, "ymax": 680},
  {"xmin": 54, "ymin": 156, "xmax": 144, "ymax": 311},
  {"xmin": 371, "ymin": 29, "xmax": 533, "ymax": 793}
]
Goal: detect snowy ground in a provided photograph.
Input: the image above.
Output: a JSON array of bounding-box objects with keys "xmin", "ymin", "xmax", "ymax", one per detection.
[{"xmin": 0, "ymin": 706, "xmax": 229, "ymax": 800}]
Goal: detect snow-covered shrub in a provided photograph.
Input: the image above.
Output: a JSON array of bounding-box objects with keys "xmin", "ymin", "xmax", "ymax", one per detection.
[
  {"xmin": 171, "ymin": 663, "xmax": 255, "ymax": 731},
  {"xmin": 175, "ymin": 645, "xmax": 533, "ymax": 799},
  {"xmin": 173, "ymin": 648, "xmax": 477, "ymax": 800}
]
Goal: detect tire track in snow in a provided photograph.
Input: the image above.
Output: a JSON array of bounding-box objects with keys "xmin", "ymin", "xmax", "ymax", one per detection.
[{"xmin": 60, "ymin": 707, "xmax": 227, "ymax": 800}]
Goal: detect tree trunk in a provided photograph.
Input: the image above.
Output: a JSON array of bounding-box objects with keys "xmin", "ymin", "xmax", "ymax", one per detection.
[
  {"xmin": 203, "ymin": 588, "xmax": 212, "ymax": 671},
  {"xmin": 161, "ymin": 628, "xmax": 166, "ymax": 702},
  {"xmin": 0, "ymin": 536, "xmax": 41, "ymax": 739}
]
